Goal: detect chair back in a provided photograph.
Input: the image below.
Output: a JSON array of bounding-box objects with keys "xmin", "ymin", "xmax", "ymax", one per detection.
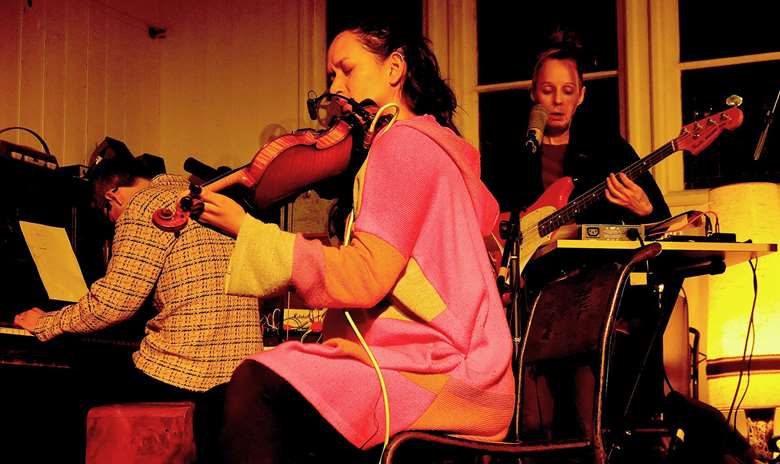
[{"xmin": 516, "ymin": 243, "xmax": 662, "ymax": 459}]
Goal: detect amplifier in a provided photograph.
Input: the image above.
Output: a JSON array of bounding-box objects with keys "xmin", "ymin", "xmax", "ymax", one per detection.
[
  {"xmin": 0, "ymin": 140, "xmax": 58, "ymax": 170},
  {"xmin": 581, "ymin": 224, "xmax": 645, "ymax": 241}
]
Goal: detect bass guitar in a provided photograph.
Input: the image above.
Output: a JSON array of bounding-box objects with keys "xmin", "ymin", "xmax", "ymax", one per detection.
[{"xmin": 490, "ymin": 104, "xmax": 744, "ymax": 280}]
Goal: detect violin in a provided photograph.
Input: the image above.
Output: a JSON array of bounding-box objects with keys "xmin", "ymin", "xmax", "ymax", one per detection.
[{"xmin": 152, "ymin": 94, "xmax": 395, "ymax": 232}]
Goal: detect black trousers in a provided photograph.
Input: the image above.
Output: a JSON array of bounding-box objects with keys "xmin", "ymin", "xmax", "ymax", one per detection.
[{"xmin": 194, "ymin": 360, "xmax": 379, "ymax": 464}]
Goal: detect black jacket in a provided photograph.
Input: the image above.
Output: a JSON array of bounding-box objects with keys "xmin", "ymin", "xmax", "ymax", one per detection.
[{"xmin": 513, "ymin": 117, "xmax": 671, "ymax": 225}]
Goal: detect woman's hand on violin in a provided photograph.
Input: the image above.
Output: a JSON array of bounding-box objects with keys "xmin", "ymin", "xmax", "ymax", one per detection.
[
  {"xmin": 189, "ymin": 189, "xmax": 247, "ymax": 238},
  {"xmin": 605, "ymin": 172, "xmax": 654, "ymax": 217}
]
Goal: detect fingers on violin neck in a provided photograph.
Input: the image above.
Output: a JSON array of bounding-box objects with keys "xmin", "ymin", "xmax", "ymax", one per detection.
[{"xmin": 189, "ymin": 201, "xmax": 205, "ymax": 220}]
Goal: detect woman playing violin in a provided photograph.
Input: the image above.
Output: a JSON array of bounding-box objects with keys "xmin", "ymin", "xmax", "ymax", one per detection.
[{"xmin": 193, "ymin": 18, "xmax": 515, "ymax": 463}]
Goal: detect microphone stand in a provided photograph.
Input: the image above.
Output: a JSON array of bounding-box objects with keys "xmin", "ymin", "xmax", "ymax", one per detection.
[
  {"xmin": 497, "ymin": 208, "xmax": 524, "ymax": 441},
  {"xmin": 753, "ymin": 88, "xmax": 780, "ymax": 161},
  {"xmin": 498, "ymin": 209, "xmax": 523, "ymax": 358}
]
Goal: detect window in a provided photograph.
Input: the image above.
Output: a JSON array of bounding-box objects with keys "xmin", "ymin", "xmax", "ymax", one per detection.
[
  {"xmin": 682, "ymin": 62, "xmax": 780, "ymax": 188},
  {"xmin": 326, "ymin": 1, "xmax": 422, "ymax": 45},
  {"xmin": 679, "ymin": 1, "xmax": 780, "ymax": 61},
  {"xmin": 477, "ymin": 2, "xmax": 617, "ymax": 85},
  {"xmin": 679, "ymin": 0, "xmax": 780, "ymax": 188}
]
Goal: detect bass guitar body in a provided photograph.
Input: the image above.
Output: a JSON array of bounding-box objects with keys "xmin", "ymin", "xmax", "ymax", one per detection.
[{"xmin": 490, "ymin": 177, "xmax": 575, "ymax": 276}]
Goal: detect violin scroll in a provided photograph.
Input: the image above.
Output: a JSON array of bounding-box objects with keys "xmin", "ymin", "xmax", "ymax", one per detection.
[{"xmin": 152, "ymin": 184, "xmax": 204, "ymax": 232}]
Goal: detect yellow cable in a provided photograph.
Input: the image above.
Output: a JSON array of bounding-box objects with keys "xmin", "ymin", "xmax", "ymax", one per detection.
[
  {"xmin": 369, "ymin": 103, "xmax": 400, "ymax": 138},
  {"xmin": 342, "ymin": 211, "xmax": 391, "ymax": 460}
]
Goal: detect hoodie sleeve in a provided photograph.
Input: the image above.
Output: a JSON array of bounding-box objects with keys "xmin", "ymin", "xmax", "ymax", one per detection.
[
  {"xmin": 32, "ymin": 193, "xmax": 173, "ymax": 340},
  {"xmin": 227, "ymin": 126, "xmax": 439, "ymax": 309}
]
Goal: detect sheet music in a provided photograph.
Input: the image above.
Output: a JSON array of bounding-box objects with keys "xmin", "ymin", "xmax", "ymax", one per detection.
[{"xmin": 18, "ymin": 221, "xmax": 89, "ymax": 303}]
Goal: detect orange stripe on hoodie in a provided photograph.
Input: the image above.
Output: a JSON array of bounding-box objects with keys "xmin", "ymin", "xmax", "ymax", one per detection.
[{"xmin": 292, "ymin": 230, "xmax": 407, "ymax": 309}]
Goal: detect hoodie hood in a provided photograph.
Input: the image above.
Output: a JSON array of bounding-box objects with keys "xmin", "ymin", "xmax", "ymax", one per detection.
[{"xmin": 392, "ymin": 115, "xmax": 500, "ymax": 238}]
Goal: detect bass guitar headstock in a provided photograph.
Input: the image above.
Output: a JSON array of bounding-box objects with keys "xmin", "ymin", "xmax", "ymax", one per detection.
[{"xmin": 677, "ymin": 96, "xmax": 744, "ymax": 156}]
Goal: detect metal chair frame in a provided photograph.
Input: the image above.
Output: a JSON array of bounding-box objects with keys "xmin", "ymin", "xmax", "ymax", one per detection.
[{"xmin": 380, "ymin": 243, "xmax": 664, "ymax": 464}]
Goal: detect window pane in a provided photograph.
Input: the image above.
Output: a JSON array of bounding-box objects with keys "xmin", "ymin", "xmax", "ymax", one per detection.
[
  {"xmin": 682, "ymin": 61, "xmax": 780, "ymax": 189},
  {"xmin": 477, "ymin": 2, "xmax": 617, "ymax": 85},
  {"xmin": 326, "ymin": 0, "xmax": 422, "ymax": 45},
  {"xmin": 479, "ymin": 78, "xmax": 620, "ymax": 210},
  {"xmin": 679, "ymin": 1, "xmax": 780, "ymax": 61}
]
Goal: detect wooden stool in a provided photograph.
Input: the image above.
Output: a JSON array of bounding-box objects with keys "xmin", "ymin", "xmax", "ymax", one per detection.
[{"xmin": 86, "ymin": 402, "xmax": 196, "ymax": 464}]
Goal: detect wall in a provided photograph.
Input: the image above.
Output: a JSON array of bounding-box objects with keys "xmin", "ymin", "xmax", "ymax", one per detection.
[
  {"xmin": 157, "ymin": 0, "xmax": 324, "ymax": 175},
  {"xmin": 0, "ymin": 0, "xmax": 327, "ymax": 231},
  {"xmin": 665, "ymin": 193, "xmax": 713, "ymax": 402},
  {"xmin": 0, "ymin": 0, "xmax": 162, "ymax": 166},
  {"xmin": 0, "ymin": 0, "xmax": 325, "ymax": 173},
  {"xmin": 155, "ymin": 0, "xmax": 328, "ymax": 234}
]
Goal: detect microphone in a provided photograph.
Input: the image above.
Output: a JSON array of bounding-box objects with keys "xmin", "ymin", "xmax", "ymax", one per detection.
[{"xmin": 525, "ymin": 104, "xmax": 549, "ymax": 155}]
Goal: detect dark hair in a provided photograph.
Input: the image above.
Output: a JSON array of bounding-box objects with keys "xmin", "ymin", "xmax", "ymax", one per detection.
[
  {"xmin": 531, "ymin": 30, "xmax": 586, "ymax": 91},
  {"xmin": 88, "ymin": 155, "xmax": 153, "ymax": 209},
  {"xmin": 350, "ymin": 18, "xmax": 459, "ymax": 134}
]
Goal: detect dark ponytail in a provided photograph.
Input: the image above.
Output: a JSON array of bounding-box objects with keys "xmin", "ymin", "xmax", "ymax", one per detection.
[{"xmin": 352, "ymin": 19, "xmax": 459, "ymax": 134}]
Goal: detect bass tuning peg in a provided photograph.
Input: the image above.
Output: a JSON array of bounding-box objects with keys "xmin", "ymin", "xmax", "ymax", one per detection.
[{"xmin": 725, "ymin": 94, "xmax": 743, "ymax": 107}]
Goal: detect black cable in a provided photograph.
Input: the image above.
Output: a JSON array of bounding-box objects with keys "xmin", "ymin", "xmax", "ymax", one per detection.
[
  {"xmin": 626, "ymin": 228, "xmax": 651, "ymax": 276},
  {"xmin": 663, "ymin": 366, "xmax": 675, "ymax": 393},
  {"xmin": 753, "ymin": 88, "xmax": 780, "ymax": 161},
  {"xmin": 733, "ymin": 258, "xmax": 759, "ymax": 428},
  {"xmin": 621, "ymin": 281, "xmax": 665, "ymax": 418},
  {"xmin": 626, "ymin": 227, "xmax": 644, "ymax": 246},
  {"xmin": 680, "ymin": 287, "xmax": 707, "ymax": 365},
  {"xmin": 88, "ymin": 0, "xmax": 165, "ymax": 37},
  {"xmin": 0, "ymin": 126, "xmax": 51, "ymax": 154},
  {"xmin": 725, "ymin": 257, "xmax": 759, "ymax": 426},
  {"xmin": 644, "ymin": 210, "xmax": 691, "ymax": 240},
  {"xmin": 680, "ymin": 286, "xmax": 698, "ymax": 398},
  {"xmin": 734, "ymin": 319, "xmax": 756, "ymax": 428}
]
